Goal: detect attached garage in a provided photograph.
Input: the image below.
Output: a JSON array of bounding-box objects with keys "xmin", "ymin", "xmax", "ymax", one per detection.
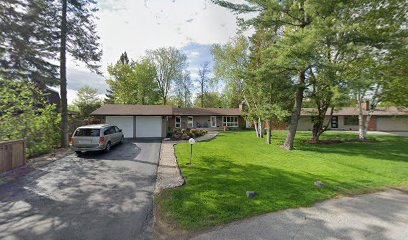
[
  {"xmin": 135, "ymin": 116, "xmax": 162, "ymax": 138},
  {"xmin": 106, "ymin": 116, "xmax": 134, "ymax": 138},
  {"xmin": 92, "ymin": 104, "xmax": 172, "ymax": 138},
  {"xmin": 377, "ymin": 116, "xmax": 408, "ymax": 131}
]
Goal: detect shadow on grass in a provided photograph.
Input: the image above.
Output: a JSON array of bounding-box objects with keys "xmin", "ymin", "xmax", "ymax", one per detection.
[
  {"xmin": 296, "ymin": 135, "xmax": 408, "ymax": 163},
  {"xmin": 160, "ymin": 154, "xmax": 396, "ymax": 230}
]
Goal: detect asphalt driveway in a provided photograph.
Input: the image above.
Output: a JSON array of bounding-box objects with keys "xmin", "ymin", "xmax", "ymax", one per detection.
[{"xmin": 0, "ymin": 139, "xmax": 161, "ymax": 240}]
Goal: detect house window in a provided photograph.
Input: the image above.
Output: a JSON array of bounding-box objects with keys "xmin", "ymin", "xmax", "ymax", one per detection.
[
  {"xmin": 344, "ymin": 116, "xmax": 358, "ymax": 126},
  {"xmin": 187, "ymin": 116, "xmax": 194, "ymax": 128},
  {"xmin": 223, "ymin": 116, "xmax": 238, "ymax": 127},
  {"xmin": 175, "ymin": 116, "xmax": 181, "ymax": 128}
]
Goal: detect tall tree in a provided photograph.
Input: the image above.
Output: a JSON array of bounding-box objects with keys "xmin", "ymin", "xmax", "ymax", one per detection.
[
  {"xmin": 0, "ymin": 0, "xmax": 59, "ymax": 86},
  {"xmin": 1, "ymin": 0, "xmax": 102, "ymax": 147},
  {"xmin": 193, "ymin": 92, "xmax": 225, "ymax": 108},
  {"xmin": 197, "ymin": 61, "xmax": 210, "ymax": 108},
  {"xmin": 173, "ymin": 70, "xmax": 193, "ymax": 107},
  {"xmin": 211, "ymin": 35, "xmax": 248, "ymax": 109},
  {"xmin": 71, "ymin": 85, "xmax": 102, "ymax": 119},
  {"xmin": 341, "ymin": 0, "xmax": 408, "ymax": 139},
  {"xmin": 214, "ymin": 0, "xmax": 315, "ymax": 150},
  {"xmin": 107, "ymin": 54, "xmax": 159, "ymax": 104},
  {"xmin": 147, "ymin": 47, "xmax": 186, "ymax": 105},
  {"xmin": 59, "ymin": 0, "xmax": 102, "ymax": 147}
]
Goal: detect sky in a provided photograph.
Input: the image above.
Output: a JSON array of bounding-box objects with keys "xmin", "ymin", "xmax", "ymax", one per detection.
[{"xmin": 57, "ymin": 0, "xmax": 243, "ymax": 104}]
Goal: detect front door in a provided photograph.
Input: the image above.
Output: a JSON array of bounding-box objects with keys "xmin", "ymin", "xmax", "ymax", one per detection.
[
  {"xmin": 210, "ymin": 116, "xmax": 217, "ymax": 128},
  {"xmin": 331, "ymin": 116, "xmax": 338, "ymax": 128}
]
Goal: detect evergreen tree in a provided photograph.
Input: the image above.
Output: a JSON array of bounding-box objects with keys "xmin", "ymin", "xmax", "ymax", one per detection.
[
  {"xmin": 58, "ymin": 0, "xmax": 102, "ymax": 147},
  {"xmin": 0, "ymin": 0, "xmax": 59, "ymax": 86}
]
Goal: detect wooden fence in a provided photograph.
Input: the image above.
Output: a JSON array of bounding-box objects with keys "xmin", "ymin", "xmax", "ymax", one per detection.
[{"xmin": 0, "ymin": 139, "xmax": 26, "ymax": 173}]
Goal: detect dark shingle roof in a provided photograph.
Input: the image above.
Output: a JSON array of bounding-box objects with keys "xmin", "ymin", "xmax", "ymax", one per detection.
[
  {"xmin": 91, "ymin": 104, "xmax": 242, "ymax": 116},
  {"xmin": 173, "ymin": 108, "xmax": 241, "ymax": 116},
  {"xmin": 301, "ymin": 107, "xmax": 408, "ymax": 116},
  {"xmin": 91, "ymin": 104, "xmax": 173, "ymax": 116}
]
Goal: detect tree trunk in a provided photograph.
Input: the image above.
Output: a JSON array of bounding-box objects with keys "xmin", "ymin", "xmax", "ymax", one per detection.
[
  {"xmin": 266, "ymin": 119, "xmax": 272, "ymax": 144},
  {"xmin": 258, "ymin": 118, "xmax": 264, "ymax": 138},
  {"xmin": 201, "ymin": 84, "xmax": 204, "ymax": 108},
  {"xmin": 60, "ymin": 0, "xmax": 68, "ymax": 148},
  {"xmin": 253, "ymin": 120, "xmax": 259, "ymax": 137},
  {"xmin": 357, "ymin": 98, "xmax": 365, "ymax": 140},
  {"xmin": 283, "ymin": 70, "xmax": 305, "ymax": 150}
]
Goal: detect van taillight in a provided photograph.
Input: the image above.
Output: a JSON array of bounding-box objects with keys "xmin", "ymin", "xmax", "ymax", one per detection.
[
  {"xmin": 99, "ymin": 137, "xmax": 105, "ymax": 143},
  {"xmin": 70, "ymin": 137, "xmax": 73, "ymax": 145}
]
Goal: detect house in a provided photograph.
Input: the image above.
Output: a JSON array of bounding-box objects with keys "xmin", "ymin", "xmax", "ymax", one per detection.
[
  {"xmin": 91, "ymin": 104, "xmax": 408, "ymax": 138},
  {"xmin": 90, "ymin": 104, "xmax": 246, "ymax": 138},
  {"xmin": 298, "ymin": 106, "xmax": 408, "ymax": 132}
]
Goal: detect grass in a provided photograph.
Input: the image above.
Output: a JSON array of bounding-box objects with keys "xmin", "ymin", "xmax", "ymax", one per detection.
[{"xmin": 157, "ymin": 131, "xmax": 408, "ymax": 230}]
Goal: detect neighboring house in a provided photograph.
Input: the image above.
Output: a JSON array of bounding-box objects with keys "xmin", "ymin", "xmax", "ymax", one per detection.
[
  {"xmin": 298, "ymin": 106, "xmax": 408, "ymax": 132},
  {"xmin": 90, "ymin": 104, "xmax": 246, "ymax": 138}
]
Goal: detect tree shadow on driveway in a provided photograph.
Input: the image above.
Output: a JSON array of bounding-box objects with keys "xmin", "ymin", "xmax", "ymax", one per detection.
[{"xmin": 0, "ymin": 139, "xmax": 161, "ymax": 240}]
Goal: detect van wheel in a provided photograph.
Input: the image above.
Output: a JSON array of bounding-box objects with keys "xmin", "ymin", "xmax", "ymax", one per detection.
[{"xmin": 105, "ymin": 142, "xmax": 111, "ymax": 152}]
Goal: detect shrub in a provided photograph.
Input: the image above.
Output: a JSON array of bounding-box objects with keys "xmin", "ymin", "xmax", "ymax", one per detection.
[
  {"xmin": 169, "ymin": 128, "xmax": 208, "ymax": 140},
  {"xmin": 0, "ymin": 78, "xmax": 61, "ymax": 158}
]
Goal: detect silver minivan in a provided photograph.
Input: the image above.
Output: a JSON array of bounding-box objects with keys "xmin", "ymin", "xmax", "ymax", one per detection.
[{"xmin": 70, "ymin": 124, "xmax": 124, "ymax": 154}]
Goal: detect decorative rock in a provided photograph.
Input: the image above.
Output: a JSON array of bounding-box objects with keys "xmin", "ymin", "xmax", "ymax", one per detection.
[
  {"xmin": 314, "ymin": 181, "xmax": 325, "ymax": 187},
  {"xmin": 246, "ymin": 191, "xmax": 257, "ymax": 198}
]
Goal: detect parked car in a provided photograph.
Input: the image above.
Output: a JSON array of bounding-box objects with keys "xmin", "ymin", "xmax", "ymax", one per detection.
[{"xmin": 70, "ymin": 124, "xmax": 124, "ymax": 154}]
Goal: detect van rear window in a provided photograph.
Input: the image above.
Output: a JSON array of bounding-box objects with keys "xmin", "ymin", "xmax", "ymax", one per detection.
[{"xmin": 74, "ymin": 129, "xmax": 100, "ymax": 136}]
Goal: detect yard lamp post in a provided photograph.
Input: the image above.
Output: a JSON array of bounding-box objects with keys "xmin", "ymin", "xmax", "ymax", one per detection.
[{"xmin": 189, "ymin": 138, "xmax": 195, "ymax": 165}]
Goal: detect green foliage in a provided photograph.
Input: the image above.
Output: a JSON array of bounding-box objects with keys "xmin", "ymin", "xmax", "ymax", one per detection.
[
  {"xmin": 71, "ymin": 86, "xmax": 102, "ymax": 119},
  {"xmin": 171, "ymin": 128, "xmax": 207, "ymax": 140},
  {"xmin": 0, "ymin": 0, "xmax": 59, "ymax": 85},
  {"xmin": 0, "ymin": 78, "xmax": 61, "ymax": 158},
  {"xmin": 172, "ymin": 70, "xmax": 193, "ymax": 107},
  {"xmin": 147, "ymin": 47, "xmax": 187, "ymax": 105},
  {"xmin": 107, "ymin": 56, "xmax": 159, "ymax": 104},
  {"xmin": 160, "ymin": 131, "xmax": 408, "ymax": 230},
  {"xmin": 211, "ymin": 35, "xmax": 249, "ymax": 107},
  {"xmin": 193, "ymin": 92, "xmax": 226, "ymax": 108}
]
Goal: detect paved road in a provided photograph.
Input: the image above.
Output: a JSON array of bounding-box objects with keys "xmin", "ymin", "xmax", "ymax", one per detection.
[
  {"xmin": 192, "ymin": 190, "xmax": 408, "ymax": 240},
  {"xmin": 0, "ymin": 139, "xmax": 161, "ymax": 240}
]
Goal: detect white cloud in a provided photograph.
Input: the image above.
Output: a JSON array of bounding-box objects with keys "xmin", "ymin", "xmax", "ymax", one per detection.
[
  {"xmin": 49, "ymin": 87, "xmax": 105, "ymax": 105},
  {"xmin": 187, "ymin": 51, "xmax": 200, "ymax": 58},
  {"xmin": 64, "ymin": 0, "xmax": 245, "ymax": 104}
]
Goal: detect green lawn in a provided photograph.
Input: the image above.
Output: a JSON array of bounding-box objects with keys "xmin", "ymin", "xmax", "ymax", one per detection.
[{"xmin": 157, "ymin": 131, "xmax": 408, "ymax": 230}]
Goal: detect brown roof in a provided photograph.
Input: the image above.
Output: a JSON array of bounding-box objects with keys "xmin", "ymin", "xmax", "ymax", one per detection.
[
  {"xmin": 173, "ymin": 108, "xmax": 241, "ymax": 116},
  {"xmin": 301, "ymin": 107, "xmax": 408, "ymax": 116},
  {"xmin": 91, "ymin": 104, "xmax": 242, "ymax": 116},
  {"xmin": 91, "ymin": 104, "xmax": 173, "ymax": 116}
]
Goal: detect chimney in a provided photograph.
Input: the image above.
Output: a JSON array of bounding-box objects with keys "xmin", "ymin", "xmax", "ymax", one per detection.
[
  {"xmin": 365, "ymin": 101, "xmax": 370, "ymax": 111},
  {"xmin": 239, "ymin": 102, "xmax": 246, "ymax": 111}
]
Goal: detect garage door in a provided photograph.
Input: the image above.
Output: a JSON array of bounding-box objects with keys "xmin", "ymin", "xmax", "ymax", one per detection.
[
  {"xmin": 377, "ymin": 117, "xmax": 408, "ymax": 131},
  {"xmin": 106, "ymin": 116, "xmax": 134, "ymax": 138},
  {"xmin": 136, "ymin": 116, "xmax": 162, "ymax": 138}
]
